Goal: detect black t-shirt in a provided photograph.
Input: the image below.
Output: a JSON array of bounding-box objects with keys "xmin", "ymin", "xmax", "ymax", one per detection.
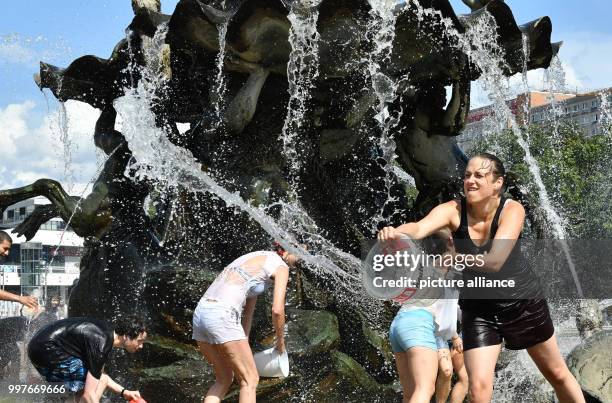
[{"xmin": 27, "ymin": 317, "xmax": 114, "ymax": 379}]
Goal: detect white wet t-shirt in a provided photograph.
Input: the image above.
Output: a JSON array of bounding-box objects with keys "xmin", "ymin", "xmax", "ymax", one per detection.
[{"xmin": 203, "ymin": 251, "xmax": 288, "ymax": 312}]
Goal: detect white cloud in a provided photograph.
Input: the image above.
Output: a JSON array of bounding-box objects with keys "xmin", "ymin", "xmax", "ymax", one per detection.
[
  {"xmin": 468, "ymin": 31, "xmax": 612, "ymax": 109},
  {"xmin": 0, "ymin": 34, "xmax": 73, "ymax": 67},
  {"xmin": 0, "ymin": 100, "xmax": 35, "ymax": 156},
  {"xmin": 555, "ymin": 31, "xmax": 612, "ymax": 91},
  {"xmin": 0, "ymin": 100, "xmax": 100, "ymax": 193},
  {"xmin": 0, "ymin": 41, "xmax": 36, "ymax": 65}
]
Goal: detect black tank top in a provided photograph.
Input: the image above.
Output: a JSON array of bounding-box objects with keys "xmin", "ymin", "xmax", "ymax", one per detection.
[{"xmin": 453, "ymin": 196, "xmax": 542, "ymax": 312}]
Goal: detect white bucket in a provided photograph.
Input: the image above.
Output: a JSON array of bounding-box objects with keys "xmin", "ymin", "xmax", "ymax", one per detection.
[{"xmin": 253, "ymin": 347, "xmax": 289, "ymax": 378}]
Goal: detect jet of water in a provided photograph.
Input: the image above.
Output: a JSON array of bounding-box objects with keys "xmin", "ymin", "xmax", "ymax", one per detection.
[
  {"xmin": 410, "ymin": 2, "xmax": 583, "ymax": 296},
  {"xmin": 114, "ymin": 22, "xmax": 385, "ymax": 319},
  {"xmin": 281, "ymin": 0, "xmax": 322, "ymax": 181}
]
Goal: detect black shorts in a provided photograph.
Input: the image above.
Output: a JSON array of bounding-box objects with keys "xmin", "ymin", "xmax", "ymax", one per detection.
[{"xmin": 462, "ymin": 299, "xmax": 554, "ymax": 351}]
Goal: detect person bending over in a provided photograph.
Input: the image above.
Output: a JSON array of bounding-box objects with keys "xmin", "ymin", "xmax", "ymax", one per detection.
[
  {"xmin": 192, "ymin": 245, "xmax": 299, "ymax": 403},
  {"xmin": 28, "ymin": 314, "xmax": 147, "ymax": 403}
]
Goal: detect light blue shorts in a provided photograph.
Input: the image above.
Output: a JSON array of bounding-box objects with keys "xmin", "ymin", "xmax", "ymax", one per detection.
[
  {"xmin": 192, "ymin": 300, "xmax": 247, "ymax": 344},
  {"xmin": 436, "ymin": 336, "xmax": 449, "ymax": 350},
  {"xmin": 389, "ymin": 309, "xmax": 438, "ymax": 353}
]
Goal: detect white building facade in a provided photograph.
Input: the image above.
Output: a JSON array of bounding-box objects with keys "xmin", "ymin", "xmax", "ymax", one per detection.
[{"xmin": 0, "ymin": 197, "xmax": 83, "ymax": 316}]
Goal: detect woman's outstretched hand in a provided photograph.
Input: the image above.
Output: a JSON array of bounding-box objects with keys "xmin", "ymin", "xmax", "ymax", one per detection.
[{"xmin": 377, "ymin": 226, "xmax": 401, "ymax": 241}]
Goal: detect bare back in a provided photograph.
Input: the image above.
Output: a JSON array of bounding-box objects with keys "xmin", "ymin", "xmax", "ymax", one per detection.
[{"xmin": 203, "ymin": 251, "xmax": 287, "ymax": 311}]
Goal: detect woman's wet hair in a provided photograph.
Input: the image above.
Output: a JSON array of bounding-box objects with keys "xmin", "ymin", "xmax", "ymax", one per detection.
[
  {"xmin": 471, "ymin": 152, "xmax": 507, "ymax": 193},
  {"xmin": 272, "ymin": 241, "xmax": 286, "ymax": 257},
  {"xmin": 472, "ymin": 152, "xmax": 505, "ymax": 180}
]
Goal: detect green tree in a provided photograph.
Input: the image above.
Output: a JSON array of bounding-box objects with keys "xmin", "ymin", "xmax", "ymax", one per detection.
[{"xmin": 470, "ymin": 123, "xmax": 612, "ymax": 238}]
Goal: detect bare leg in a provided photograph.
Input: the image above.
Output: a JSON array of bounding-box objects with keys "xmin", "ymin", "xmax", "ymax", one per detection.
[
  {"xmin": 197, "ymin": 341, "xmax": 235, "ymax": 403},
  {"xmin": 464, "ymin": 344, "xmax": 501, "ymax": 403},
  {"xmin": 449, "ymin": 350, "xmax": 468, "ymax": 403},
  {"xmin": 216, "ymin": 340, "xmax": 259, "ymax": 403},
  {"xmin": 527, "ymin": 335, "xmax": 585, "ymax": 403},
  {"xmin": 395, "ymin": 347, "xmax": 438, "ymax": 403},
  {"xmin": 435, "ymin": 348, "xmax": 453, "ymax": 403}
]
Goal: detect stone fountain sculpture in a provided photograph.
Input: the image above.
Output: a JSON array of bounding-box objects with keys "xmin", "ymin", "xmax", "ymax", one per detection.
[{"xmin": 0, "ymin": 0, "xmax": 562, "ymax": 400}]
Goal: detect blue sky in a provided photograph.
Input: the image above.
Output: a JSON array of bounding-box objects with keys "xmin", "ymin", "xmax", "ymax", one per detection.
[
  {"xmin": 1, "ymin": 1, "xmax": 611, "ymax": 105},
  {"xmin": 1, "ymin": 0, "xmax": 611, "ymax": 190}
]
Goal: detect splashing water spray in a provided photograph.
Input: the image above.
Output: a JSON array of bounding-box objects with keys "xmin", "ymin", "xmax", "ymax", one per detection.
[{"xmin": 113, "ymin": 17, "xmax": 385, "ymax": 320}]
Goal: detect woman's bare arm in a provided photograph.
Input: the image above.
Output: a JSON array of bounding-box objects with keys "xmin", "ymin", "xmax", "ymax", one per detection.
[
  {"xmin": 241, "ymin": 296, "xmax": 257, "ymax": 337},
  {"xmin": 378, "ymin": 200, "xmax": 459, "ymax": 241},
  {"xmin": 271, "ymin": 266, "xmax": 289, "ymax": 352}
]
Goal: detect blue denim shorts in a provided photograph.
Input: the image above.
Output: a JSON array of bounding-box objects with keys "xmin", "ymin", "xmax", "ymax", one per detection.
[
  {"xmin": 33, "ymin": 356, "xmax": 87, "ymax": 393},
  {"xmin": 389, "ymin": 309, "xmax": 438, "ymax": 353}
]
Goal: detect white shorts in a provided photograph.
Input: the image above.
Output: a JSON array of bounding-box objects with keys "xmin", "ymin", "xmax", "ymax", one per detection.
[{"xmin": 192, "ymin": 300, "xmax": 247, "ymax": 344}]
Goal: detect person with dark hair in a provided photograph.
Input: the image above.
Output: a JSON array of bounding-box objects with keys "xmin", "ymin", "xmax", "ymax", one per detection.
[
  {"xmin": 379, "ymin": 154, "xmax": 584, "ymax": 403},
  {"xmin": 30, "ymin": 295, "xmax": 63, "ymax": 333},
  {"xmin": 27, "ymin": 315, "xmax": 147, "ymax": 402},
  {"xmin": 0, "ymin": 230, "xmax": 38, "ymax": 309},
  {"xmin": 0, "ymin": 230, "xmax": 11, "ymax": 245},
  {"xmin": 192, "ymin": 246, "xmax": 300, "ymax": 403}
]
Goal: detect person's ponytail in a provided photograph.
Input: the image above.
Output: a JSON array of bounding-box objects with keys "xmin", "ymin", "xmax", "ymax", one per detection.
[{"xmin": 503, "ymin": 171, "xmax": 521, "ymax": 195}]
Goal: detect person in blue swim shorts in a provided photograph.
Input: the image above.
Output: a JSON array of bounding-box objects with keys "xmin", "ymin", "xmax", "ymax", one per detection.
[
  {"xmin": 388, "ymin": 229, "xmax": 462, "ymax": 403},
  {"xmin": 28, "ymin": 315, "xmax": 147, "ymax": 402}
]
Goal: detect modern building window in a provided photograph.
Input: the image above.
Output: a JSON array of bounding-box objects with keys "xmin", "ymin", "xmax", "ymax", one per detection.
[
  {"xmin": 7, "ymin": 210, "xmax": 14, "ymax": 220},
  {"xmin": 40, "ymin": 220, "xmax": 67, "ymax": 231},
  {"xmin": 19, "ymin": 207, "xmax": 26, "ymax": 217}
]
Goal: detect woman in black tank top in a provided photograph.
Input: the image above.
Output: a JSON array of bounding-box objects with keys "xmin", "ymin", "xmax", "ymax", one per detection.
[
  {"xmin": 378, "ymin": 154, "xmax": 585, "ymax": 403},
  {"xmin": 454, "ymin": 195, "xmax": 542, "ymax": 310}
]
